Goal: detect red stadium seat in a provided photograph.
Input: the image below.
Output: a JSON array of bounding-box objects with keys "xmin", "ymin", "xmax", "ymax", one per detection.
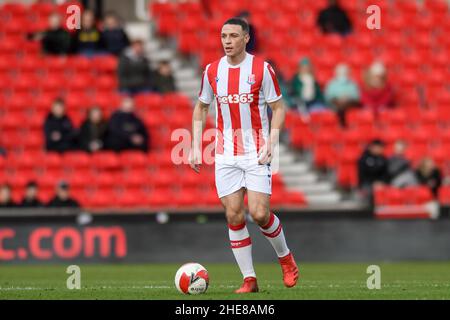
[{"xmin": 438, "ymin": 186, "xmax": 450, "ymax": 205}]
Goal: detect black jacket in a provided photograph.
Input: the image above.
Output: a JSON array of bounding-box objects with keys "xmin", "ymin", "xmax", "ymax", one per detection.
[
  {"xmin": 152, "ymin": 71, "xmax": 176, "ymax": 94},
  {"xmin": 78, "ymin": 120, "xmax": 108, "ymax": 152},
  {"xmin": 317, "ymin": 4, "xmax": 352, "ymax": 35},
  {"xmin": 71, "ymin": 27, "xmax": 104, "ymax": 53},
  {"xmin": 44, "ymin": 114, "xmax": 76, "ymax": 153},
  {"xmin": 416, "ymin": 169, "xmax": 442, "ymax": 196},
  {"xmin": 118, "ymin": 49, "xmax": 152, "ymax": 91},
  {"xmin": 20, "ymin": 198, "xmax": 44, "ymax": 208},
  {"xmin": 0, "ymin": 200, "xmax": 17, "ymax": 208},
  {"xmin": 358, "ymin": 150, "xmax": 389, "ymax": 187},
  {"xmin": 42, "ymin": 28, "xmax": 72, "ymax": 55},
  {"xmin": 105, "ymin": 111, "xmax": 149, "ymax": 152},
  {"xmin": 47, "ymin": 196, "xmax": 80, "ymax": 208},
  {"xmin": 101, "ymin": 28, "xmax": 130, "ymax": 56}
]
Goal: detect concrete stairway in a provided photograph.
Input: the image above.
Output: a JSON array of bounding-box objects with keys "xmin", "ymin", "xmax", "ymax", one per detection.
[{"xmin": 277, "ymin": 144, "xmax": 342, "ymax": 206}]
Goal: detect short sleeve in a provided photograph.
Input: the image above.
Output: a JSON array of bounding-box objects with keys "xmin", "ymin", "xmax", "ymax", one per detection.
[
  {"xmin": 262, "ymin": 62, "xmax": 283, "ymax": 103},
  {"xmin": 198, "ymin": 65, "xmax": 214, "ymax": 104}
]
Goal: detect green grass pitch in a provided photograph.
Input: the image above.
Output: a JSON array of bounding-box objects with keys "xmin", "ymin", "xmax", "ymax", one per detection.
[{"xmin": 1, "ymin": 262, "xmax": 450, "ymax": 299}]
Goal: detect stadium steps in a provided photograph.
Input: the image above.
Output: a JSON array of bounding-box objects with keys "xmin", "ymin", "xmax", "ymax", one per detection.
[
  {"xmin": 142, "ymin": 22, "xmax": 200, "ymax": 101},
  {"xmin": 278, "ymin": 144, "xmax": 343, "ymax": 205}
]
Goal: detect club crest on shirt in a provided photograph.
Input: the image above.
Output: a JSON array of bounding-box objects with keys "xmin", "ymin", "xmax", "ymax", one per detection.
[{"xmin": 247, "ymin": 74, "xmax": 256, "ymax": 85}]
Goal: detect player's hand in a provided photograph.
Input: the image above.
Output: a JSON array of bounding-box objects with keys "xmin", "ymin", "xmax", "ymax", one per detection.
[
  {"xmin": 258, "ymin": 143, "xmax": 272, "ymax": 165},
  {"xmin": 189, "ymin": 147, "xmax": 202, "ymax": 173}
]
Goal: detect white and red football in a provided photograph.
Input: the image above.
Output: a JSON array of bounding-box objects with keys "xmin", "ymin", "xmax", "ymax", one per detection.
[{"xmin": 174, "ymin": 263, "xmax": 209, "ymax": 295}]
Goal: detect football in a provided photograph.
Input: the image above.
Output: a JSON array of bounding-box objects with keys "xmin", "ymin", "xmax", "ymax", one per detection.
[{"xmin": 174, "ymin": 263, "xmax": 209, "ymax": 295}]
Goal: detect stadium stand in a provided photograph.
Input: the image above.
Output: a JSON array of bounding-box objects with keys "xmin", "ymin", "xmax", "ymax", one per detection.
[
  {"xmin": 149, "ymin": 0, "xmax": 449, "ymax": 213},
  {"xmin": 0, "ymin": 1, "xmax": 307, "ymax": 211},
  {"xmin": 0, "ymin": 0, "xmax": 449, "ymax": 215}
]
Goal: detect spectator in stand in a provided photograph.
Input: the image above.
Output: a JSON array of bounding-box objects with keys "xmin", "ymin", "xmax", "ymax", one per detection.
[
  {"xmin": 47, "ymin": 181, "xmax": 80, "ymax": 208},
  {"xmin": 152, "ymin": 60, "xmax": 176, "ymax": 93},
  {"xmin": 237, "ymin": 11, "xmax": 258, "ymax": 54},
  {"xmin": 358, "ymin": 139, "xmax": 389, "ymax": 198},
  {"xmin": 72, "ymin": 9, "xmax": 104, "ymax": 56},
  {"xmin": 78, "ymin": 107, "xmax": 108, "ymax": 152},
  {"xmin": 44, "ymin": 98, "xmax": 76, "ymax": 153},
  {"xmin": 82, "ymin": 0, "xmax": 104, "ymax": 20},
  {"xmin": 361, "ymin": 61, "xmax": 395, "ymax": 115},
  {"xmin": 105, "ymin": 97, "xmax": 149, "ymax": 152},
  {"xmin": 0, "ymin": 145, "xmax": 6, "ymax": 157},
  {"xmin": 39, "ymin": 12, "xmax": 72, "ymax": 55},
  {"xmin": 19, "ymin": 182, "xmax": 44, "ymax": 208},
  {"xmin": 0, "ymin": 184, "xmax": 16, "ymax": 208},
  {"xmin": 325, "ymin": 63, "xmax": 360, "ymax": 127},
  {"xmin": 101, "ymin": 11, "xmax": 130, "ymax": 56},
  {"xmin": 317, "ymin": 0, "xmax": 353, "ymax": 36},
  {"xmin": 291, "ymin": 57, "xmax": 326, "ymax": 113},
  {"xmin": 118, "ymin": 39, "xmax": 152, "ymax": 95},
  {"xmin": 415, "ymin": 157, "xmax": 442, "ymax": 196},
  {"xmin": 387, "ymin": 140, "xmax": 418, "ymax": 188}
]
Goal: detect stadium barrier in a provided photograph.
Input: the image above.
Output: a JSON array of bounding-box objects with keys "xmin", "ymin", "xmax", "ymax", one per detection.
[{"xmin": 1, "ymin": 210, "xmax": 449, "ymax": 264}]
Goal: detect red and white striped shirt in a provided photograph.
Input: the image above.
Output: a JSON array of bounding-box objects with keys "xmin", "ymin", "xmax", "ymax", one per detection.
[{"xmin": 198, "ymin": 52, "xmax": 282, "ymax": 162}]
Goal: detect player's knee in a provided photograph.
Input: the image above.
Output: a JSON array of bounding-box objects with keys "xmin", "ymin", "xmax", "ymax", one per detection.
[
  {"xmin": 226, "ymin": 210, "xmax": 245, "ymax": 226},
  {"xmin": 249, "ymin": 206, "xmax": 269, "ymax": 226}
]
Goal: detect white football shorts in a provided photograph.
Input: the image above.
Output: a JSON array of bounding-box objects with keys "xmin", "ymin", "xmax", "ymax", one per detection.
[{"xmin": 215, "ymin": 158, "xmax": 272, "ymax": 198}]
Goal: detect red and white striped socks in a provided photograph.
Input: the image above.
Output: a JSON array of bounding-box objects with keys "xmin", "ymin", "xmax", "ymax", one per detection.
[
  {"xmin": 228, "ymin": 222, "xmax": 256, "ymax": 279},
  {"xmin": 260, "ymin": 212, "xmax": 290, "ymax": 258}
]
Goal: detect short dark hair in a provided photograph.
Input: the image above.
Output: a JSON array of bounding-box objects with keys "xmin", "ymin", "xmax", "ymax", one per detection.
[
  {"xmin": 370, "ymin": 139, "xmax": 385, "ymax": 147},
  {"xmin": 26, "ymin": 181, "xmax": 38, "ymax": 189},
  {"xmin": 223, "ymin": 18, "xmax": 249, "ymax": 34}
]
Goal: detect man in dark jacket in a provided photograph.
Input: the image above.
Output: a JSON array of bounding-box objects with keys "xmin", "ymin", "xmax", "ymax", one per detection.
[
  {"xmin": 118, "ymin": 40, "xmax": 152, "ymax": 95},
  {"xmin": 101, "ymin": 11, "xmax": 130, "ymax": 56},
  {"xmin": 317, "ymin": 0, "xmax": 353, "ymax": 36},
  {"xmin": 20, "ymin": 181, "xmax": 44, "ymax": 208},
  {"xmin": 106, "ymin": 97, "xmax": 149, "ymax": 152},
  {"xmin": 47, "ymin": 181, "xmax": 80, "ymax": 208},
  {"xmin": 358, "ymin": 139, "xmax": 389, "ymax": 195},
  {"xmin": 152, "ymin": 60, "xmax": 176, "ymax": 93},
  {"xmin": 41, "ymin": 12, "xmax": 72, "ymax": 55},
  {"xmin": 44, "ymin": 98, "xmax": 76, "ymax": 153}
]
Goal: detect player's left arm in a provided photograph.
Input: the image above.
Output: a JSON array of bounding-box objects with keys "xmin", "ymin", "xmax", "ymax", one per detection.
[
  {"xmin": 258, "ymin": 61, "xmax": 286, "ymax": 165},
  {"xmin": 258, "ymin": 98, "xmax": 286, "ymax": 165}
]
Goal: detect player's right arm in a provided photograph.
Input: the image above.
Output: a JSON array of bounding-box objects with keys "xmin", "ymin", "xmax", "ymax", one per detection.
[
  {"xmin": 190, "ymin": 66, "xmax": 214, "ymax": 173},
  {"xmin": 190, "ymin": 99, "xmax": 210, "ymax": 173}
]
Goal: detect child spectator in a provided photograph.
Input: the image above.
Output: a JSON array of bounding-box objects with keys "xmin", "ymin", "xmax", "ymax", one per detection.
[
  {"xmin": 101, "ymin": 11, "xmax": 130, "ymax": 56},
  {"xmin": 78, "ymin": 107, "xmax": 108, "ymax": 152},
  {"xmin": 44, "ymin": 98, "xmax": 76, "ymax": 153},
  {"xmin": 415, "ymin": 157, "xmax": 442, "ymax": 196},
  {"xmin": 105, "ymin": 97, "xmax": 149, "ymax": 152},
  {"xmin": 118, "ymin": 40, "xmax": 152, "ymax": 95}
]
